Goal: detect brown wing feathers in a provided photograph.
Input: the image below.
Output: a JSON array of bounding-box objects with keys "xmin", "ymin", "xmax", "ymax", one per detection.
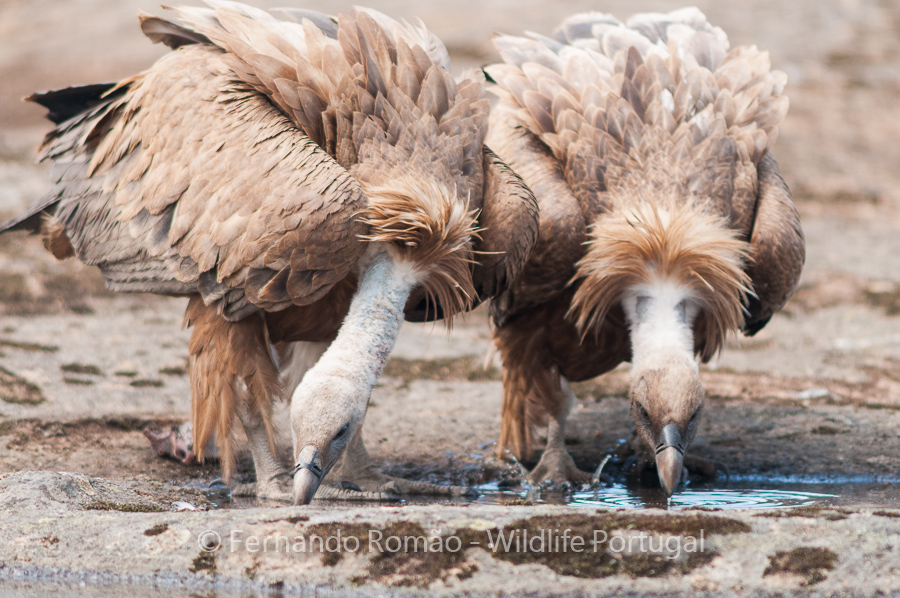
[
  {"xmin": 165, "ymin": 3, "xmax": 510, "ymax": 320},
  {"xmin": 7, "ymin": 2, "xmax": 535, "ymax": 326},
  {"xmin": 743, "ymin": 151, "xmax": 805, "ymax": 334},
  {"xmin": 484, "ymin": 104, "xmax": 586, "ymax": 324},
  {"xmin": 487, "ymin": 11, "xmax": 789, "ymax": 221},
  {"xmin": 41, "ymin": 46, "xmax": 367, "ymax": 320},
  {"xmin": 488, "ymin": 9, "xmax": 801, "ymax": 342},
  {"xmin": 471, "ymin": 146, "xmax": 539, "ymax": 301}
]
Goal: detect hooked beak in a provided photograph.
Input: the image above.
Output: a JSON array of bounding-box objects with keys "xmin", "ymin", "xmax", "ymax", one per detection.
[
  {"xmin": 655, "ymin": 423, "xmax": 685, "ymax": 497},
  {"xmin": 292, "ymin": 445, "xmax": 324, "ymax": 505}
]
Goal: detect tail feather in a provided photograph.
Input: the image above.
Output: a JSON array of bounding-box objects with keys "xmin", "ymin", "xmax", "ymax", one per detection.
[
  {"xmin": 0, "ymin": 81, "xmax": 134, "ymax": 236},
  {"xmin": 0, "ymin": 196, "xmax": 59, "ymax": 234},
  {"xmin": 26, "ymin": 82, "xmax": 122, "ymax": 125}
]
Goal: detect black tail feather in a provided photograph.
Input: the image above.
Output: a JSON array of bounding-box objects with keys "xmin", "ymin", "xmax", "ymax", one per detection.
[
  {"xmin": 26, "ymin": 83, "xmax": 122, "ymax": 125},
  {"xmin": 0, "ymin": 196, "xmax": 58, "ymax": 234}
]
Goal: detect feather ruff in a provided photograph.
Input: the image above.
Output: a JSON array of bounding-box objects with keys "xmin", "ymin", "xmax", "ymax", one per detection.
[
  {"xmin": 569, "ymin": 200, "xmax": 752, "ymax": 361},
  {"xmin": 361, "ymin": 175, "xmax": 481, "ymax": 322}
]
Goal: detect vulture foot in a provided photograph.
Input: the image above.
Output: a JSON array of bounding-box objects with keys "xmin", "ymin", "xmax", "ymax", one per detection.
[
  {"xmin": 312, "ymin": 483, "xmax": 402, "ymax": 502},
  {"xmin": 527, "ymin": 448, "xmax": 592, "ymax": 489},
  {"xmin": 221, "ymin": 478, "xmax": 294, "ymax": 502},
  {"xmin": 324, "ymin": 468, "xmax": 473, "ymax": 500},
  {"xmin": 323, "ymin": 434, "xmax": 474, "ymax": 500},
  {"xmin": 524, "ymin": 404, "xmax": 590, "ymax": 489}
]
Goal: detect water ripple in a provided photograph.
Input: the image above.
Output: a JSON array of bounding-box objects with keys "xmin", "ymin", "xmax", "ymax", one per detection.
[
  {"xmin": 474, "ymin": 482, "xmax": 840, "ymax": 510},
  {"xmin": 569, "ymin": 486, "xmax": 836, "ymax": 510}
]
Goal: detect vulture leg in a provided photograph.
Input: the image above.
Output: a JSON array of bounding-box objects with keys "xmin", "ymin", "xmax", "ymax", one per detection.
[
  {"xmin": 185, "ymin": 296, "xmax": 280, "ymax": 485},
  {"xmin": 526, "ymin": 377, "xmax": 591, "ymax": 487},
  {"xmin": 231, "ymin": 340, "xmax": 331, "ymax": 500},
  {"xmin": 231, "ymin": 396, "xmax": 291, "ymax": 500},
  {"xmin": 494, "ymin": 310, "xmax": 593, "ymax": 486}
]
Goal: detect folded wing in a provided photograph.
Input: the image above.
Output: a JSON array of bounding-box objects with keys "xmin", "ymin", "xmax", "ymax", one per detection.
[
  {"xmin": 743, "ymin": 151, "xmax": 805, "ymax": 334},
  {"xmin": 6, "ymin": 43, "xmax": 366, "ymax": 321}
]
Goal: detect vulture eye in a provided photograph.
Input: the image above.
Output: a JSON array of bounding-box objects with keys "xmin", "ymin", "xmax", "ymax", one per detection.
[
  {"xmin": 638, "ymin": 404, "xmax": 651, "ymax": 422},
  {"xmin": 689, "ymin": 408, "xmax": 701, "ymax": 424}
]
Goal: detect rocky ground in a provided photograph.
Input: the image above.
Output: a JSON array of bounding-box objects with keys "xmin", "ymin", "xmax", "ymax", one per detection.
[{"xmin": 0, "ymin": 0, "xmax": 899, "ymax": 596}]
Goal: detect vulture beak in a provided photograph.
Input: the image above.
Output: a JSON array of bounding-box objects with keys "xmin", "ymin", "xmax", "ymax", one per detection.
[
  {"xmin": 292, "ymin": 445, "xmax": 325, "ymax": 505},
  {"xmin": 655, "ymin": 423, "xmax": 685, "ymax": 497}
]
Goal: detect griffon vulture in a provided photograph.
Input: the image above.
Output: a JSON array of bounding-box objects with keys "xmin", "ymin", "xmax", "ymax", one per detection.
[
  {"xmin": 1, "ymin": 1, "xmax": 539, "ymax": 505},
  {"xmin": 484, "ymin": 8, "xmax": 804, "ymax": 495}
]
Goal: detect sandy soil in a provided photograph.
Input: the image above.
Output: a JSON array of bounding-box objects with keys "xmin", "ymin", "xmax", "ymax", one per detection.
[{"xmin": 0, "ymin": 0, "xmax": 898, "ymax": 553}]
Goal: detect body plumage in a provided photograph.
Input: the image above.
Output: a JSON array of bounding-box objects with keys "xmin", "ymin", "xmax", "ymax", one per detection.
[
  {"xmin": 3, "ymin": 1, "xmax": 538, "ymax": 504},
  {"xmin": 485, "ymin": 8, "xmax": 804, "ymax": 494}
]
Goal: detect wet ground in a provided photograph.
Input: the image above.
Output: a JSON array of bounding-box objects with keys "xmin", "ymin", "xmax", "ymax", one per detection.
[{"xmin": 1, "ymin": 0, "xmax": 900, "ymax": 595}]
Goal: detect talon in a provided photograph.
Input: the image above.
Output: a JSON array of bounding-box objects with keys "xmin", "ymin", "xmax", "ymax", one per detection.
[
  {"xmin": 379, "ymin": 480, "xmax": 402, "ymax": 495},
  {"xmin": 457, "ymin": 486, "xmax": 480, "ymax": 498},
  {"xmin": 208, "ymin": 479, "xmax": 232, "ymax": 497},
  {"xmin": 317, "ymin": 435, "xmax": 469, "ymax": 500},
  {"xmin": 526, "ymin": 448, "xmax": 593, "ymax": 489},
  {"xmin": 314, "ymin": 485, "xmax": 402, "ymax": 502},
  {"xmin": 230, "ymin": 482, "xmax": 258, "ymax": 498}
]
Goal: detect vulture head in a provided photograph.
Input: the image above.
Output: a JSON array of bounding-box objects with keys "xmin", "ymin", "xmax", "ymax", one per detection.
[
  {"xmin": 629, "ymin": 363, "xmax": 704, "ymax": 495},
  {"xmin": 625, "ymin": 309, "xmax": 706, "ymax": 496},
  {"xmin": 290, "ymin": 361, "xmax": 369, "ymax": 504},
  {"xmin": 572, "ymin": 203, "xmax": 752, "ymax": 495}
]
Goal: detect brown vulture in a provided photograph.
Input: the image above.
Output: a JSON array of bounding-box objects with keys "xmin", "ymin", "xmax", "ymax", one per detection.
[
  {"xmin": 484, "ymin": 8, "xmax": 804, "ymax": 495},
  {"xmin": 0, "ymin": 1, "xmax": 539, "ymax": 505}
]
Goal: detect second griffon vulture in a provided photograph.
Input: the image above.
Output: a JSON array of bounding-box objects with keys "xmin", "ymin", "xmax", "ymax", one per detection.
[
  {"xmin": 1, "ymin": 1, "xmax": 538, "ymax": 505},
  {"xmin": 485, "ymin": 8, "xmax": 804, "ymax": 495}
]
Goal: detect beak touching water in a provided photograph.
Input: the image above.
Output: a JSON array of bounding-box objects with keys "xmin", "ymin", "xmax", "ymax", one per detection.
[
  {"xmin": 292, "ymin": 445, "xmax": 325, "ymax": 505},
  {"xmin": 655, "ymin": 423, "xmax": 685, "ymax": 497}
]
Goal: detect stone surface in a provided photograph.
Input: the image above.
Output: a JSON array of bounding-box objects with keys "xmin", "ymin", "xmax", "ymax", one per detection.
[{"xmin": 1, "ymin": 471, "xmax": 900, "ymax": 597}]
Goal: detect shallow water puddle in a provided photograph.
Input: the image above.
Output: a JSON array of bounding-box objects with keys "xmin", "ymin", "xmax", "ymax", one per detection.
[
  {"xmin": 216, "ymin": 478, "xmax": 899, "ymax": 511},
  {"xmin": 471, "ymin": 477, "xmax": 900, "ymax": 511},
  {"xmin": 571, "ymin": 487, "xmax": 836, "ymax": 510},
  {"xmin": 474, "ymin": 483, "xmax": 836, "ymax": 510}
]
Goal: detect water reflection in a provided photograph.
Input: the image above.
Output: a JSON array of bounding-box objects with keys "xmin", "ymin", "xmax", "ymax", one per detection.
[
  {"xmin": 473, "ymin": 481, "xmax": 840, "ymax": 510},
  {"xmin": 213, "ymin": 475, "xmax": 900, "ymax": 510},
  {"xmin": 570, "ymin": 486, "xmax": 835, "ymax": 510}
]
